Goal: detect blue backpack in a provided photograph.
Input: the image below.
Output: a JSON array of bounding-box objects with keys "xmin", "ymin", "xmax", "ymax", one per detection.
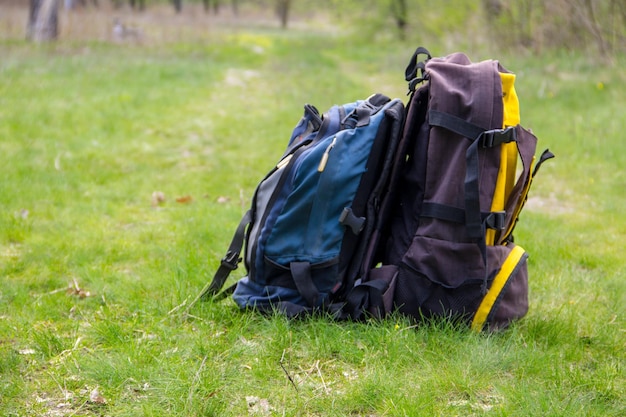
[{"xmin": 192, "ymin": 94, "xmax": 405, "ymax": 315}]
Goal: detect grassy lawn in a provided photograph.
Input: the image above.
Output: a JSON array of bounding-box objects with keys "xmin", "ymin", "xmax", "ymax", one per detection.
[{"xmin": 1, "ymin": 7, "xmax": 624, "ymax": 416}]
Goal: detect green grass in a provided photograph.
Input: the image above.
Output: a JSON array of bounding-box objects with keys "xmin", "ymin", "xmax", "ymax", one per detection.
[{"xmin": 1, "ymin": 20, "xmax": 625, "ymax": 417}]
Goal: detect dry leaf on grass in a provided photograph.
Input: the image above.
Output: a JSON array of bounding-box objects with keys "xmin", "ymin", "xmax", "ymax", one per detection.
[
  {"xmin": 67, "ymin": 279, "xmax": 91, "ymax": 298},
  {"xmin": 176, "ymin": 195, "xmax": 193, "ymax": 204},
  {"xmin": 89, "ymin": 387, "xmax": 107, "ymax": 404}
]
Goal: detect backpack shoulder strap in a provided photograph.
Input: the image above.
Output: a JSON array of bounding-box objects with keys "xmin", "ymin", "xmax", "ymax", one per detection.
[{"xmin": 187, "ymin": 210, "xmax": 252, "ymax": 309}]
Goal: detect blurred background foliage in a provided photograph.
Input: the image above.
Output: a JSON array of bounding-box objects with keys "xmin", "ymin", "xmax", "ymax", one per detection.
[{"xmin": 3, "ymin": 0, "xmax": 625, "ymax": 59}]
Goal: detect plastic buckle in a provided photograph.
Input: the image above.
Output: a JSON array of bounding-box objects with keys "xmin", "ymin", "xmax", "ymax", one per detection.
[
  {"xmin": 339, "ymin": 207, "xmax": 366, "ymax": 235},
  {"xmin": 221, "ymin": 251, "xmax": 241, "ymax": 271},
  {"xmin": 479, "ymin": 126, "xmax": 516, "ymax": 148},
  {"xmin": 485, "ymin": 211, "xmax": 506, "ymax": 230}
]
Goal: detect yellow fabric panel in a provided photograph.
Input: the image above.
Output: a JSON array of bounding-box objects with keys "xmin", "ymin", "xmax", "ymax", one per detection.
[
  {"xmin": 500, "ymin": 72, "xmax": 520, "ymax": 211},
  {"xmin": 500, "ymin": 72, "xmax": 520, "ymax": 127},
  {"xmin": 487, "ymin": 72, "xmax": 521, "ymax": 245},
  {"xmin": 471, "ymin": 244, "xmax": 526, "ymax": 332}
]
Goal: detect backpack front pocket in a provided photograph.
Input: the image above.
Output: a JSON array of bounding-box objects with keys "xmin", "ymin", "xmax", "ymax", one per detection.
[{"xmin": 395, "ymin": 235, "xmax": 528, "ymax": 326}]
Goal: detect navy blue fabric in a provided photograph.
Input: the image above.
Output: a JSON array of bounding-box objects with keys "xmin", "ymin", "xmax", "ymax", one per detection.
[
  {"xmin": 251, "ymin": 104, "xmax": 352, "ymax": 284},
  {"xmin": 233, "ymin": 276, "xmax": 310, "ymax": 309},
  {"xmin": 233, "ymin": 97, "xmax": 399, "ymax": 310}
]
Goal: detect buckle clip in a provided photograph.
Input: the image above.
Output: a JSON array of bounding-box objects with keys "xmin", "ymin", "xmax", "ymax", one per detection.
[
  {"xmin": 339, "ymin": 207, "xmax": 366, "ymax": 235},
  {"xmin": 485, "ymin": 211, "xmax": 506, "ymax": 230},
  {"xmin": 479, "ymin": 126, "xmax": 517, "ymax": 148},
  {"xmin": 221, "ymin": 251, "xmax": 241, "ymax": 271}
]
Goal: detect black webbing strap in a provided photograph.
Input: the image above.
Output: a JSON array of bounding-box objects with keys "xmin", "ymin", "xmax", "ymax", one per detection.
[
  {"xmin": 421, "ymin": 202, "xmax": 466, "ymax": 224},
  {"xmin": 429, "ymin": 110, "xmax": 484, "ymax": 142},
  {"xmin": 290, "ymin": 261, "xmax": 319, "ymax": 308},
  {"xmin": 190, "ymin": 210, "xmax": 252, "ymax": 305},
  {"xmin": 405, "ymin": 47, "xmax": 432, "ymax": 81},
  {"xmin": 465, "ymin": 138, "xmax": 483, "ymax": 240},
  {"xmin": 430, "ymin": 110, "xmax": 517, "ymax": 148},
  {"xmin": 405, "ymin": 46, "xmax": 432, "ymax": 92},
  {"xmin": 533, "ymin": 148, "xmax": 555, "ymax": 177},
  {"xmin": 465, "ymin": 123, "xmax": 494, "ymax": 293},
  {"xmin": 421, "ymin": 202, "xmax": 506, "ymax": 230},
  {"xmin": 343, "ymin": 279, "xmax": 390, "ymax": 321}
]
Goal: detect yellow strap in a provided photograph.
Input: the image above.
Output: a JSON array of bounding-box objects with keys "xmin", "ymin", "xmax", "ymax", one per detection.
[
  {"xmin": 471, "ymin": 244, "xmax": 526, "ymax": 332},
  {"xmin": 501, "ymin": 73, "xmax": 520, "ymax": 205},
  {"xmin": 486, "ymin": 72, "xmax": 520, "ymax": 245}
]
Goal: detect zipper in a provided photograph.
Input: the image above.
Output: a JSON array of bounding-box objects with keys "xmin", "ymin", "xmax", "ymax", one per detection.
[{"xmin": 317, "ymin": 136, "xmax": 337, "ymax": 172}]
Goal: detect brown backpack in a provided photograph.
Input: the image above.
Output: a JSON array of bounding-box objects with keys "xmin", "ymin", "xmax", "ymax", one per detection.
[{"xmin": 343, "ymin": 48, "xmax": 554, "ymax": 330}]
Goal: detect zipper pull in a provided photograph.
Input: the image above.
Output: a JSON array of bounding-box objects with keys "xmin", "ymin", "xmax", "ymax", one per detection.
[
  {"xmin": 318, "ymin": 136, "xmax": 337, "ymax": 172},
  {"xmin": 276, "ymin": 154, "xmax": 293, "ymax": 170}
]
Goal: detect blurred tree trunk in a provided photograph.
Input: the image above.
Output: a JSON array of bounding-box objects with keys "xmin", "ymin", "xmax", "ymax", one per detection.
[
  {"xmin": 579, "ymin": 0, "xmax": 610, "ymax": 57},
  {"xmin": 614, "ymin": 0, "xmax": 626, "ymax": 23},
  {"xmin": 172, "ymin": 0, "xmax": 182, "ymax": 13},
  {"xmin": 516, "ymin": 0, "xmax": 535, "ymax": 47},
  {"xmin": 391, "ymin": 0, "xmax": 408, "ymax": 40},
  {"xmin": 130, "ymin": 0, "xmax": 145, "ymax": 11},
  {"xmin": 482, "ymin": 0, "xmax": 503, "ymax": 18},
  {"xmin": 276, "ymin": 0, "xmax": 291, "ymax": 29},
  {"xmin": 27, "ymin": 0, "xmax": 59, "ymax": 41},
  {"xmin": 203, "ymin": 0, "xmax": 220, "ymax": 14}
]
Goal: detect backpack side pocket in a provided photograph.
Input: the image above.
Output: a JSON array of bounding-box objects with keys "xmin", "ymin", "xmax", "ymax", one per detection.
[{"xmin": 471, "ymin": 243, "xmax": 528, "ymax": 331}]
